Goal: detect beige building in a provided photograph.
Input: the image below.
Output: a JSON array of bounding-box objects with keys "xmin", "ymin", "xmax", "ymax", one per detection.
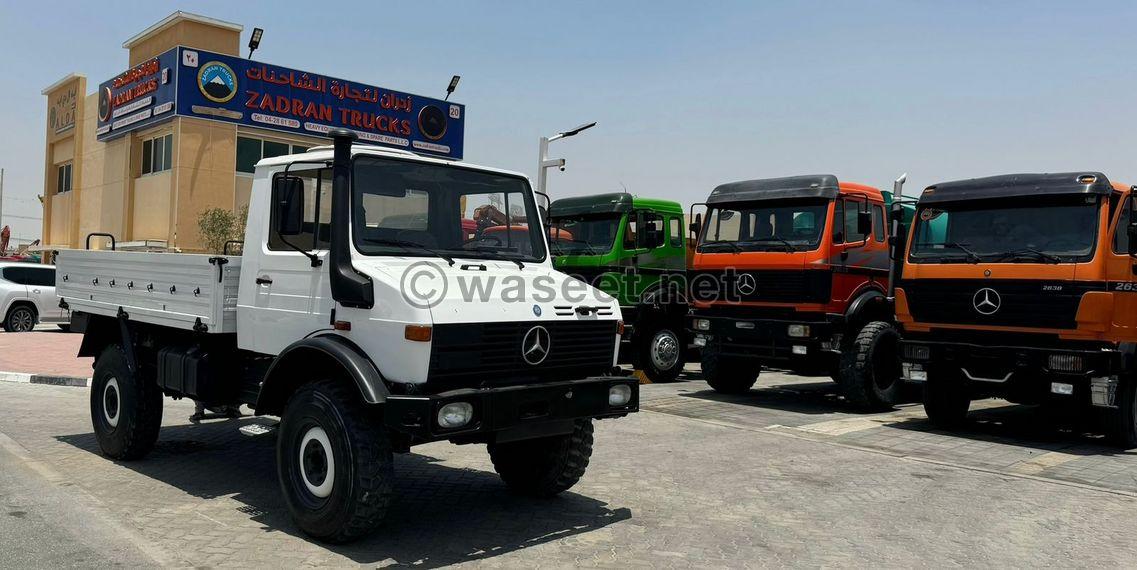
[{"xmin": 41, "ymin": 12, "xmax": 327, "ymax": 253}]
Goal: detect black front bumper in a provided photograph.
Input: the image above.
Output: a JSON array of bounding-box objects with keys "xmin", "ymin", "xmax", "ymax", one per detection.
[
  {"xmin": 689, "ymin": 313, "xmax": 841, "ymax": 363},
  {"xmin": 384, "ymin": 376, "xmax": 638, "ymax": 444},
  {"xmin": 899, "ymin": 339, "xmax": 1123, "ymax": 405}
]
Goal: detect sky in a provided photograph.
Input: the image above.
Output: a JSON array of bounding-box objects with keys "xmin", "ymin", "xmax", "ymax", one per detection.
[{"xmin": 2, "ymin": 1, "xmax": 1136, "ymax": 242}]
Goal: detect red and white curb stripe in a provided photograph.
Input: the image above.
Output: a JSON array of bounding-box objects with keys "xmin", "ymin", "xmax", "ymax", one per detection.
[{"xmin": 0, "ymin": 371, "xmax": 91, "ymax": 388}]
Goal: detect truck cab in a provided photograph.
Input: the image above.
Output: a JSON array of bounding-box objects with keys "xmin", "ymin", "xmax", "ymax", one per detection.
[
  {"xmin": 547, "ymin": 193, "xmax": 690, "ymax": 382},
  {"xmin": 59, "ymin": 131, "xmax": 638, "ymax": 542},
  {"xmin": 895, "ymin": 172, "xmax": 1137, "ymax": 445},
  {"xmin": 689, "ymin": 174, "xmax": 907, "ymax": 408}
]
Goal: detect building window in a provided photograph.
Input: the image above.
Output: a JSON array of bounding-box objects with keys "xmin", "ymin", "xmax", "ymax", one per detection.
[
  {"xmin": 141, "ymin": 133, "xmax": 173, "ymax": 175},
  {"xmin": 56, "ymin": 162, "xmax": 72, "ymax": 194},
  {"xmin": 237, "ymin": 137, "xmax": 314, "ymax": 174}
]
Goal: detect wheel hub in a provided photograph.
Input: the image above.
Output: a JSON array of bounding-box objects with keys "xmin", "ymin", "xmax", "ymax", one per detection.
[
  {"xmin": 298, "ymin": 426, "xmax": 335, "ymax": 498},
  {"xmin": 650, "ymin": 331, "xmax": 680, "ymax": 371},
  {"xmin": 103, "ymin": 377, "xmax": 120, "ymax": 428}
]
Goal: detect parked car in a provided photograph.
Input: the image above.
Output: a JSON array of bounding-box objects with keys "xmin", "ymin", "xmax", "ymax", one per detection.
[{"xmin": 0, "ymin": 262, "xmax": 68, "ymax": 332}]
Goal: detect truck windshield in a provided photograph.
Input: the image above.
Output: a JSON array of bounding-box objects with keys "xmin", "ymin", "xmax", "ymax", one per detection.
[
  {"xmin": 699, "ymin": 198, "xmax": 828, "ymax": 252},
  {"xmin": 909, "ymin": 195, "xmax": 1100, "ymax": 263},
  {"xmin": 547, "ymin": 215, "xmax": 621, "ymax": 255},
  {"xmin": 352, "ymin": 156, "xmax": 546, "ymax": 262}
]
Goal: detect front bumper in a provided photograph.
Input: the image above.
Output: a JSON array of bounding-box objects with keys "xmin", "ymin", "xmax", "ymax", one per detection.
[
  {"xmin": 899, "ymin": 339, "xmax": 1124, "ymax": 407},
  {"xmin": 384, "ymin": 376, "xmax": 638, "ymax": 444},
  {"xmin": 689, "ymin": 313, "xmax": 841, "ymax": 362}
]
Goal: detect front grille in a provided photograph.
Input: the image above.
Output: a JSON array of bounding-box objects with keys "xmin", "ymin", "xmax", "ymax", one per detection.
[
  {"xmin": 429, "ymin": 320, "xmax": 616, "ymax": 386},
  {"xmin": 690, "ymin": 269, "xmax": 832, "ymax": 304},
  {"xmin": 901, "ymin": 279, "xmax": 1101, "ymax": 330}
]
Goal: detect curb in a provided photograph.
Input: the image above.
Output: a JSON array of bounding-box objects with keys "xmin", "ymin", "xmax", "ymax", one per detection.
[{"xmin": 0, "ymin": 371, "xmax": 91, "ymax": 388}]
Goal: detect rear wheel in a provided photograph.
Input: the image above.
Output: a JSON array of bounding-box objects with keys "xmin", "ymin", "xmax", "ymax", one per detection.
[
  {"xmin": 701, "ymin": 345, "xmax": 758, "ymax": 394},
  {"xmin": 488, "ymin": 419, "xmax": 594, "ymax": 497},
  {"xmin": 4, "ymin": 305, "xmax": 36, "ymax": 332},
  {"xmin": 90, "ymin": 344, "xmax": 163, "ymax": 460},
  {"xmin": 277, "ymin": 380, "xmax": 393, "ymax": 543},
  {"xmin": 635, "ymin": 324, "xmax": 684, "ymax": 383},
  {"xmin": 924, "ymin": 365, "xmax": 970, "ymax": 429},
  {"xmin": 837, "ymin": 321, "xmax": 903, "ymax": 409}
]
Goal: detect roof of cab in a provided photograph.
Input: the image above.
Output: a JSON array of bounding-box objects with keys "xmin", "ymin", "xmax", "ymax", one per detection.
[
  {"xmin": 707, "ymin": 175, "xmax": 881, "ymax": 204},
  {"xmin": 548, "ymin": 193, "xmax": 683, "ymax": 217},
  {"xmin": 920, "ymin": 172, "xmax": 1114, "ymax": 204},
  {"xmin": 254, "ymin": 144, "xmax": 530, "ymax": 181}
]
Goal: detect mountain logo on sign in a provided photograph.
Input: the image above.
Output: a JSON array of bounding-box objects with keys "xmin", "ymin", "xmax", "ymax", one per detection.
[{"xmin": 196, "ymin": 61, "xmax": 236, "ymax": 103}]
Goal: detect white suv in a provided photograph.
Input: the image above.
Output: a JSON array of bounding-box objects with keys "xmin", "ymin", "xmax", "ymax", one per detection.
[{"xmin": 0, "ymin": 262, "xmax": 68, "ymax": 332}]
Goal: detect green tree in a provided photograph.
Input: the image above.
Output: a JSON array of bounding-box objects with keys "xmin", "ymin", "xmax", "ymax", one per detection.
[{"xmin": 197, "ymin": 207, "xmax": 238, "ymax": 254}]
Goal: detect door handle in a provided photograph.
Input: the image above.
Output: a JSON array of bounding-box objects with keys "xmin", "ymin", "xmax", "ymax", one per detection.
[{"xmin": 255, "ymin": 276, "xmax": 273, "ymax": 285}]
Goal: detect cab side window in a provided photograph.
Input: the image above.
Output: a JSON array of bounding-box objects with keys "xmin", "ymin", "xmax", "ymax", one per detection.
[
  {"xmin": 872, "ymin": 205, "xmax": 885, "ymax": 242},
  {"xmin": 269, "ymin": 169, "xmax": 332, "ymax": 252},
  {"xmin": 624, "ymin": 216, "xmax": 637, "ymax": 249},
  {"xmin": 832, "ymin": 201, "xmax": 845, "ymax": 243},
  {"xmin": 1113, "ymin": 200, "xmax": 1130, "ymax": 254},
  {"xmin": 670, "ymin": 217, "xmax": 682, "ymax": 247},
  {"xmin": 843, "ymin": 199, "xmax": 867, "ymax": 242}
]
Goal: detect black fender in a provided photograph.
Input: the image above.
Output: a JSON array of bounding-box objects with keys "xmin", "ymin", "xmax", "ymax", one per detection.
[
  {"xmin": 845, "ymin": 288, "xmax": 889, "ymax": 327},
  {"xmin": 255, "ymin": 334, "xmax": 389, "ymax": 416}
]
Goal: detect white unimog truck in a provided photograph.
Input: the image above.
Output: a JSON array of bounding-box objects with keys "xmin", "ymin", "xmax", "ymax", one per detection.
[{"xmin": 57, "ymin": 130, "xmax": 637, "ymax": 543}]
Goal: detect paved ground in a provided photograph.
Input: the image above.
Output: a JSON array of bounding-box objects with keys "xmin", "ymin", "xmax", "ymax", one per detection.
[
  {"xmin": 1, "ymin": 356, "xmax": 1136, "ymax": 568},
  {"xmin": 0, "ymin": 326, "xmax": 90, "ymax": 378}
]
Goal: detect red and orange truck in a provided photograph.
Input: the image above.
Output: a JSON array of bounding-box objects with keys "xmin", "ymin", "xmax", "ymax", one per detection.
[
  {"xmin": 689, "ymin": 175, "xmax": 910, "ymax": 408},
  {"xmin": 895, "ymin": 172, "xmax": 1137, "ymax": 446}
]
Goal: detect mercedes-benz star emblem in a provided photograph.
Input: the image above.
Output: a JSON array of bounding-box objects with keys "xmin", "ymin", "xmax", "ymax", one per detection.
[
  {"xmin": 736, "ymin": 273, "xmax": 757, "ymax": 296},
  {"xmin": 521, "ymin": 326, "xmax": 551, "ymax": 365},
  {"xmin": 972, "ymin": 288, "xmax": 1001, "ymax": 315}
]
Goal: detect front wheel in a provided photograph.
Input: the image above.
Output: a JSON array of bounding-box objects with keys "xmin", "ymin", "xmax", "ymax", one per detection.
[
  {"xmin": 277, "ymin": 380, "xmax": 394, "ymax": 543},
  {"xmin": 90, "ymin": 344, "xmax": 163, "ymax": 460},
  {"xmin": 924, "ymin": 365, "xmax": 970, "ymax": 429},
  {"xmin": 701, "ymin": 345, "xmax": 758, "ymax": 394},
  {"xmin": 837, "ymin": 321, "xmax": 903, "ymax": 410},
  {"xmin": 488, "ymin": 419, "xmax": 594, "ymax": 497},
  {"xmin": 1106, "ymin": 377, "xmax": 1137, "ymax": 448},
  {"xmin": 636, "ymin": 325, "xmax": 684, "ymax": 383}
]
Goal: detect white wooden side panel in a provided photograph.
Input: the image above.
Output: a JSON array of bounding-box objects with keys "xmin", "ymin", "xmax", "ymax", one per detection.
[{"xmin": 56, "ymin": 250, "xmax": 242, "ymax": 333}]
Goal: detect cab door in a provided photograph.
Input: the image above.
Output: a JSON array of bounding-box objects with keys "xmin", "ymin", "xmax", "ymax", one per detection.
[
  {"xmin": 830, "ymin": 195, "xmax": 880, "ymax": 302},
  {"xmin": 1104, "ymin": 190, "xmax": 1137, "ymax": 340}
]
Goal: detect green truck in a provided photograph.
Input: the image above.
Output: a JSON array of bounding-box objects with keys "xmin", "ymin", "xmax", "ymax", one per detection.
[{"xmin": 548, "ymin": 193, "xmax": 691, "ymax": 382}]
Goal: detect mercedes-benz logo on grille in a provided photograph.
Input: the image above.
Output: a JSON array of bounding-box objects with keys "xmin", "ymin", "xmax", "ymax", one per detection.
[
  {"xmin": 736, "ymin": 273, "xmax": 757, "ymax": 296},
  {"xmin": 972, "ymin": 288, "xmax": 1001, "ymax": 315},
  {"xmin": 521, "ymin": 326, "xmax": 551, "ymax": 365}
]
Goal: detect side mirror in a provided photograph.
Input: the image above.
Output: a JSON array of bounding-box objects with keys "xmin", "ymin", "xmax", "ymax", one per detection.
[
  {"xmin": 273, "ymin": 176, "xmax": 305, "ymax": 236},
  {"xmin": 856, "ymin": 211, "xmax": 872, "ymax": 237},
  {"xmin": 690, "ymin": 212, "xmax": 703, "ymax": 236},
  {"xmin": 640, "ymin": 222, "xmax": 663, "ymax": 249}
]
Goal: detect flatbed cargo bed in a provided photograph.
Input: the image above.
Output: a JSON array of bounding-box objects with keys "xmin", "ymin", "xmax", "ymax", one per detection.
[{"xmin": 56, "ymin": 250, "xmax": 241, "ymax": 333}]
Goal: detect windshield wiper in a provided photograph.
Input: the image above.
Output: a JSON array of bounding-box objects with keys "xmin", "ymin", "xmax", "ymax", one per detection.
[
  {"xmin": 460, "ymin": 245, "xmax": 526, "ymax": 268},
  {"xmin": 992, "ymin": 247, "xmax": 1062, "ymax": 264},
  {"xmin": 699, "ymin": 241, "xmax": 742, "ymax": 253},
  {"xmin": 745, "ymin": 236, "xmax": 799, "ymax": 252},
  {"xmin": 915, "ymin": 241, "xmax": 981, "ymax": 264},
  {"xmin": 553, "ymin": 238, "xmax": 600, "ymax": 255},
  {"xmin": 366, "ymin": 238, "xmax": 455, "ymax": 266}
]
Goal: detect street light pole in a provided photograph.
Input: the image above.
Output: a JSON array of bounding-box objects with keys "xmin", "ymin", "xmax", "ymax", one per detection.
[{"xmin": 535, "ymin": 122, "xmax": 596, "ymax": 198}]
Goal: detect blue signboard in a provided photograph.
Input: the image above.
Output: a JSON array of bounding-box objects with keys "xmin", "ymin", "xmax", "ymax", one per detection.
[
  {"xmin": 176, "ymin": 47, "xmax": 463, "ymax": 159},
  {"xmin": 95, "ymin": 47, "xmax": 180, "ymax": 140},
  {"xmin": 96, "ymin": 46, "xmax": 465, "ymax": 160}
]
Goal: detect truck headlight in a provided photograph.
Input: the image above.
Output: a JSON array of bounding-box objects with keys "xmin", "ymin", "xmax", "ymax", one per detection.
[
  {"xmin": 694, "ymin": 318, "xmax": 711, "ymax": 331},
  {"xmin": 437, "ymin": 402, "xmax": 474, "ymax": 428},
  {"xmin": 609, "ymin": 384, "xmax": 632, "ymax": 406},
  {"xmin": 787, "ymin": 324, "xmax": 810, "ymax": 338}
]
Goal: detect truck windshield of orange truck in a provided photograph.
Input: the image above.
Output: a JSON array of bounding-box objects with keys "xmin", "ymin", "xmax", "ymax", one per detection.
[
  {"xmin": 909, "ymin": 194, "xmax": 1100, "ymax": 263},
  {"xmin": 699, "ymin": 198, "xmax": 828, "ymax": 252}
]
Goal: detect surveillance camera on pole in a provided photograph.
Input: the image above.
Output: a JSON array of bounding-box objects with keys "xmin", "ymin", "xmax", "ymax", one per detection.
[{"xmin": 535, "ymin": 121, "xmax": 596, "ymax": 198}]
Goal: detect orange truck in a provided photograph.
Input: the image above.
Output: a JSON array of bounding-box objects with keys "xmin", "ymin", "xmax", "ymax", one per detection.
[
  {"xmin": 895, "ymin": 172, "xmax": 1137, "ymax": 446},
  {"xmin": 689, "ymin": 174, "xmax": 910, "ymax": 408}
]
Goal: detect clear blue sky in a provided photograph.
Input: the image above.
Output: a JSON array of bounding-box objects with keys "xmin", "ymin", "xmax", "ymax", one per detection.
[{"xmin": 2, "ymin": 1, "xmax": 1136, "ymax": 242}]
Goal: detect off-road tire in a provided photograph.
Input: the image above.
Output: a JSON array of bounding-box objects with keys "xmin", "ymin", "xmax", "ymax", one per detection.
[
  {"xmin": 635, "ymin": 324, "xmax": 684, "ymax": 383},
  {"xmin": 837, "ymin": 321, "xmax": 903, "ymax": 410},
  {"xmin": 488, "ymin": 419, "xmax": 594, "ymax": 497},
  {"xmin": 1107, "ymin": 376, "xmax": 1137, "ymax": 449},
  {"xmin": 701, "ymin": 345, "xmax": 758, "ymax": 394},
  {"xmin": 924, "ymin": 365, "xmax": 970, "ymax": 429},
  {"xmin": 3, "ymin": 304, "xmax": 36, "ymax": 332},
  {"xmin": 90, "ymin": 344, "xmax": 163, "ymax": 460},
  {"xmin": 277, "ymin": 380, "xmax": 393, "ymax": 543}
]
